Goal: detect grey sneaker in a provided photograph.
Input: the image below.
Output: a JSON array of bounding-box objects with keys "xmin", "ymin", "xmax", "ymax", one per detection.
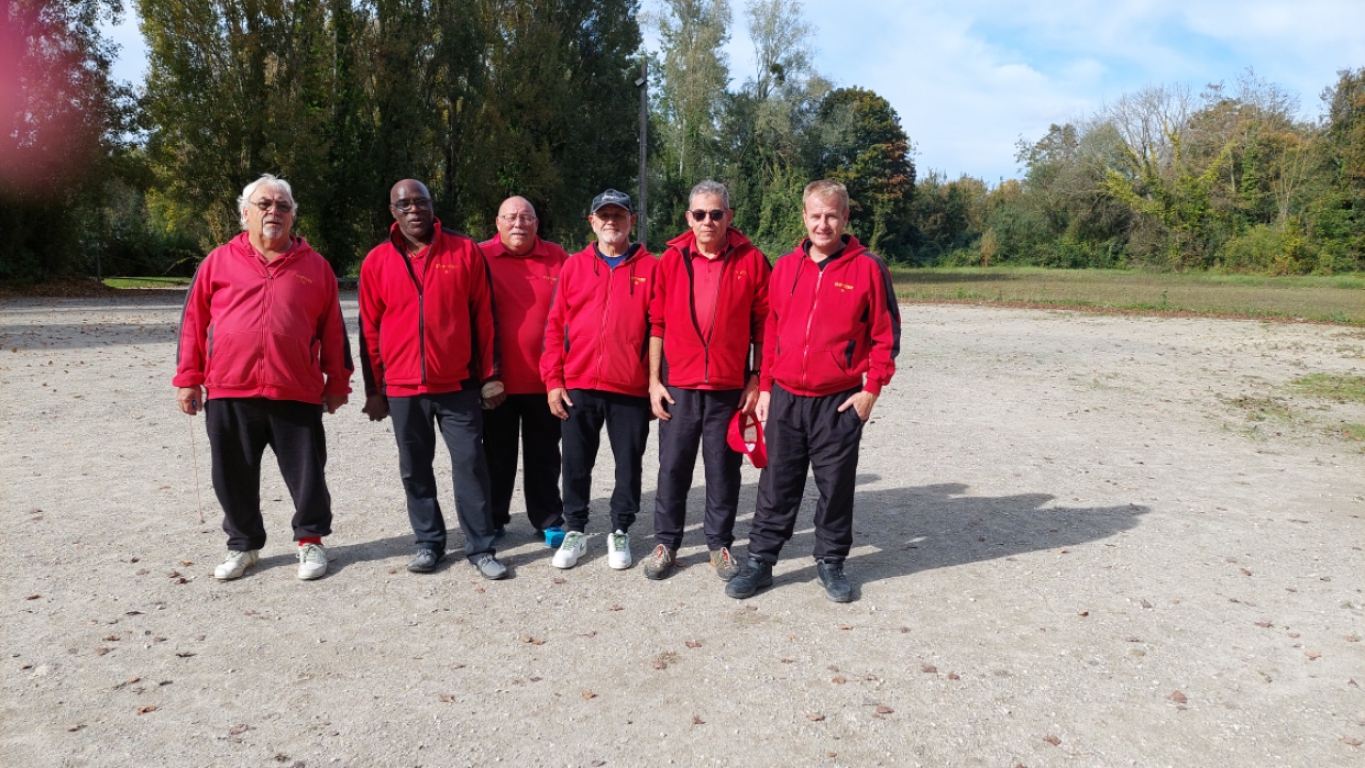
[
  {"xmin": 709, "ymin": 546, "xmax": 740, "ymax": 581},
  {"xmin": 473, "ymin": 554, "xmax": 508, "ymax": 580},
  {"xmin": 214, "ymin": 549, "xmax": 260, "ymax": 580},
  {"xmin": 724, "ymin": 557, "xmax": 773, "ymax": 599},
  {"xmin": 296, "ymin": 543, "xmax": 328, "ymax": 580},
  {"xmin": 642, "ymin": 545, "xmax": 676, "ymax": 580},
  {"xmin": 407, "ymin": 549, "xmax": 444, "ymax": 573}
]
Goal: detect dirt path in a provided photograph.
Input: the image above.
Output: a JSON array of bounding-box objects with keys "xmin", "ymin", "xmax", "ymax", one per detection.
[{"xmin": 3, "ymin": 294, "xmax": 1363, "ymax": 767}]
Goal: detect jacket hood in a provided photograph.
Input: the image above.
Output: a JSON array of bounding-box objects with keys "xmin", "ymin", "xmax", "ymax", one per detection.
[
  {"xmin": 666, "ymin": 226, "xmax": 753, "ymax": 253},
  {"xmin": 800, "ymin": 233, "xmax": 867, "ymax": 263}
]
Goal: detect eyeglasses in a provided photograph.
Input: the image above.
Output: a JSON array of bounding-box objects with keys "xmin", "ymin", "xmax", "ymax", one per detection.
[
  {"xmin": 498, "ymin": 214, "xmax": 536, "ymax": 225},
  {"xmin": 690, "ymin": 209, "xmax": 727, "ymax": 222},
  {"xmin": 251, "ymin": 199, "xmax": 293, "ymax": 214},
  {"xmin": 391, "ymin": 198, "xmax": 433, "ymax": 213}
]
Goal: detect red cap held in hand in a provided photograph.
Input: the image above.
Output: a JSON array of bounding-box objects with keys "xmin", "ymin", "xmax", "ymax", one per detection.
[{"xmin": 726, "ymin": 410, "xmax": 768, "ymax": 469}]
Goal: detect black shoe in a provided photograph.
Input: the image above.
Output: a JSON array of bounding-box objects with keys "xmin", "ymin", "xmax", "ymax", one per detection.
[
  {"xmin": 407, "ymin": 549, "xmax": 444, "ymax": 573},
  {"xmin": 816, "ymin": 559, "xmax": 853, "ymax": 602},
  {"xmin": 725, "ymin": 557, "xmax": 773, "ymax": 599}
]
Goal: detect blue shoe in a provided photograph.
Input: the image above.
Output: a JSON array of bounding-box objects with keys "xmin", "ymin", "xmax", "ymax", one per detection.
[{"xmin": 543, "ymin": 526, "xmax": 566, "ymax": 548}]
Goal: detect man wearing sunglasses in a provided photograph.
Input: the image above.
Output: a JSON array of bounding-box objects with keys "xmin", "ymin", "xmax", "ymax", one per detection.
[
  {"xmin": 642, "ymin": 180, "xmax": 770, "ymax": 581},
  {"xmin": 358, "ymin": 179, "xmax": 509, "ymax": 580},
  {"xmin": 725, "ymin": 179, "xmax": 901, "ymax": 603},
  {"xmin": 478, "ymin": 196, "xmax": 569, "ymax": 547},
  {"xmin": 541, "ymin": 189, "xmax": 658, "ymax": 571},
  {"xmin": 174, "ymin": 174, "xmax": 353, "ymax": 583}
]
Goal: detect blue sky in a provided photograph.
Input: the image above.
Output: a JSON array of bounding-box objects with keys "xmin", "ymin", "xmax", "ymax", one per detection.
[{"xmin": 103, "ymin": 0, "xmax": 1365, "ymax": 182}]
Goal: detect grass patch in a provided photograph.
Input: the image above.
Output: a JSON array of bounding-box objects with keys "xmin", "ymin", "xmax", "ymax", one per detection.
[
  {"xmin": 1221, "ymin": 395, "xmax": 1295, "ymax": 423},
  {"xmin": 1337, "ymin": 423, "xmax": 1365, "ymax": 442},
  {"xmin": 889, "ymin": 267, "xmax": 1365, "ymax": 324},
  {"xmin": 103, "ymin": 276, "xmax": 193, "ymax": 289},
  {"xmin": 1291, "ymin": 374, "xmax": 1365, "ymax": 403}
]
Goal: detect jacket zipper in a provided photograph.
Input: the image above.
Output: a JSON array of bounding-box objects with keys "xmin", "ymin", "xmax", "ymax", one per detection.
[
  {"xmin": 595, "ymin": 256, "xmax": 615, "ymax": 386},
  {"xmin": 800, "ymin": 267, "xmax": 824, "ymax": 391},
  {"xmin": 399, "ymin": 243, "xmax": 427, "ymax": 384},
  {"xmin": 685, "ymin": 247, "xmax": 729, "ymax": 385}
]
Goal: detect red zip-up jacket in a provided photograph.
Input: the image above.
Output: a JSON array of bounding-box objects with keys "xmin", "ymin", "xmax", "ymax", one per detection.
[
  {"xmin": 762, "ymin": 234, "xmax": 901, "ymax": 397},
  {"xmin": 359, "ymin": 222, "xmax": 499, "ymax": 398},
  {"xmin": 173, "ymin": 233, "xmax": 353, "ymax": 403},
  {"xmin": 541, "ymin": 243, "xmax": 657, "ymax": 397},
  {"xmin": 479, "ymin": 234, "xmax": 568, "ymax": 395},
  {"xmin": 649, "ymin": 227, "xmax": 770, "ymax": 390}
]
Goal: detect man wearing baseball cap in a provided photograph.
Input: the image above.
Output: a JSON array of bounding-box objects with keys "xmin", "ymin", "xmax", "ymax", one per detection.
[
  {"xmin": 725, "ymin": 179, "xmax": 901, "ymax": 603},
  {"xmin": 642, "ymin": 179, "xmax": 769, "ymax": 581},
  {"xmin": 540, "ymin": 189, "xmax": 658, "ymax": 570}
]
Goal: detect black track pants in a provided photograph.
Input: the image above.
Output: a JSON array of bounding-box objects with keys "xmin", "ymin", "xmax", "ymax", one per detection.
[
  {"xmin": 747, "ymin": 385, "xmax": 865, "ymax": 565},
  {"xmin": 653, "ymin": 386, "xmax": 742, "ymax": 551},
  {"xmin": 206, "ymin": 397, "xmax": 333, "ymax": 552},
  {"xmin": 560, "ymin": 389, "xmax": 650, "ymax": 534},
  {"xmin": 482, "ymin": 393, "xmax": 564, "ymax": 531}
]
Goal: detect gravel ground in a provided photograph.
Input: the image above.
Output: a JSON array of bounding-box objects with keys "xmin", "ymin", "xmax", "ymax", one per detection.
[{"xmin": 2, "ymin": 293, "xmax": 1363, "ymax": 768}]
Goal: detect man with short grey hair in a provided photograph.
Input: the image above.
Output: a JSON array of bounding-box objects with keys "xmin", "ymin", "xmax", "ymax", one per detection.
[
  {"xmin": 175, "ymin": 174, "xmax": 353, "ymax": 582},
  {"xmin": 643, "ymin": 180, "xmax": 770, "ymax": 581}
]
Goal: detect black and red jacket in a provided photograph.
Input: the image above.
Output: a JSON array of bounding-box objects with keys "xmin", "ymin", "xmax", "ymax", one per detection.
[
  {"xmin": 761, "ymin": 234, "xmax": 900, "ymax": 397},
  {"xmin": 541, "ymin": 243, "xmax": 657, "ymax": 397},
  {"xmin": 174, "ymin": 233, "xmax": 353, "ymax": 403},
  {"xmin": 649, "ymin": 227, "xmax": 770, "ymax": 390},
  {"xmin": 359, "ymin": 221, "xmax": 499, "ymax": 398}
]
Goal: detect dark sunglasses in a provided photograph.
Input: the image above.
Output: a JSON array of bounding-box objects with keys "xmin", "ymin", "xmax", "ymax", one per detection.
[{"xmin": 689, "ymin": 209, "xmax": 727, "ymax": 222}]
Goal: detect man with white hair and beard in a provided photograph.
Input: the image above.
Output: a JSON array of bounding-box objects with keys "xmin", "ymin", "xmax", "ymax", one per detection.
[{"xmin": 174, "ymin": 173, "xmax": 354, "ymax": 582}]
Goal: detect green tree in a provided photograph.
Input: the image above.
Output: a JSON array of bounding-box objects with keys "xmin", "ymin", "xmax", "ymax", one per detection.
[{"xmin": 1, "ymin": 0, "xmax": 134, "ymax": 281}]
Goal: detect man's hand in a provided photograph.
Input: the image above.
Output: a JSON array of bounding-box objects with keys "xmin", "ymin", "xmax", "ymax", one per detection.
[
  {"xmin": 837, "ymin": 390, "xmax": 878, "ymax": 421},
  {"xmin": 323, "ymin": 394, "xmax": 349, "ymax": 414},
  {"xmin": 362, "ymin": 394, "xmax": 389, "ymax": 421},
  {"xmin": 649, "ymin": 380, "xmax": 675, "ymax": 421},
  {"xmin": 177, "ymin": 386, "xmax": 202, "ymax": 416},
  {"xmin": 548, "ymin": 388, "xmax": 574, "ymax": 420},
  {"xmin": 739, "ymin": 374, "xmax": 760, "ymax": 416},
  {"xmin": 755, "ymin": 390, "xmax": 771, "ymax": 423}
]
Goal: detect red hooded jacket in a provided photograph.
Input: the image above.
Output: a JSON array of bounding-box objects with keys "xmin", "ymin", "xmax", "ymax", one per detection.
[
  {"xmin": 478, "ymin": 234, "xmax": 568, "ymax": 395},
  {"xmin": 359, "ymin": 222, "xmax": 499, "ymax": 398},
  {"xmin": 541, "ymin": 243, "xmax": 657, "ymax": 397},
  {"xmin": 649, "ymin": 228, "xmax": 770, "ymax": 390},
  {"xmin": 762, "ymin": 235, "xmax": 901, "ymax": 397},
  {"xmin": 173, "ymin": 233, "xmax": 353, "ymax": 403}
]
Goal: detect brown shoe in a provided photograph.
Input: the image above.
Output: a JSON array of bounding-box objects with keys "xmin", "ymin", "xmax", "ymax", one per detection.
[
  {"xmin": 710, "ymin": 546, "xmax": 741, "ymax": 581},
  {"xmin": 642, "ymin": 544, "xmax": 676, "ymax": 580}
]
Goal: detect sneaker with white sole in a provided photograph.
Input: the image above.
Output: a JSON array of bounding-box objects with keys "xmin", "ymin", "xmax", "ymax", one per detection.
[
  {"xmin": 297, "ymin": 543, "xmax": 328, "ymax": 580},
  {"xmin": 606, "ymin": 530, "xmax": 632, "ymax": 570},
  {"xmin": 214, "ymin": 549, "xmax": 260, "ymax": 580},
  {"xmin": 552, "ymin": 531, "xmax": 588, "ymax": 569}
]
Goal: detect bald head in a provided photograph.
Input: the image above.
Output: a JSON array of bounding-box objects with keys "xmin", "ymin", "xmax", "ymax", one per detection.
[
  {"xmin": 389, "ymin": 179, "xmax": 434, "ymax": 248},
  {"xmin": 496, "ymin": 195, "xmax": 539, "ymax": 256}
]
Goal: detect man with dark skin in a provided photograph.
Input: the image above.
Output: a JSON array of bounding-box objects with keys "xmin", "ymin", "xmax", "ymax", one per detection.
[{"xmin": 358, "ymin": 179, "xmax": 508, "ymax": 579}]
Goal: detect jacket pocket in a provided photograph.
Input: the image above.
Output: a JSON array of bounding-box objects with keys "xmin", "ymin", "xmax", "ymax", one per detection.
[
  {"xmin": 204, "ymin": 331, "xmax": 262, "ymax": 389},
  {"xmin": 601, "ymin": 337, "xmax": 647, "ymax": 390},
  {"xmin": 264, "ymin": 333, "xmax": 323, "ymax": 394}
]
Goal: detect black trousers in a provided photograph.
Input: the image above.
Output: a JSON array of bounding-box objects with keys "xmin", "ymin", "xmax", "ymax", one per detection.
[
  {"xmin": 205, "ymin": 398, "xmax": 332, "ymax": 552},
  {"xmin": 560, "ymin": 388, "xmax": 650, "ymax": 534},
  {"xmin": 388, "ymin": 389, "xmax": 498, "ymax": 561},
  {"xmin": 482, "ymin": 393, "xmax": 564, "ymax": 531},
  {"xmin": 747, "ymin": 385, "xmax": 865, "ymax": 565},
  {"xmin": 653, "ymin": 386, "xmax": 743, "ymax": 551}
]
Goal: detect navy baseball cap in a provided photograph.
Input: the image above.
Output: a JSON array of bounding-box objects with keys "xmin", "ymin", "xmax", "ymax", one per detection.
[{"xmin": 590, "ymin": 189, "xmax": 633, "ymax": 214}]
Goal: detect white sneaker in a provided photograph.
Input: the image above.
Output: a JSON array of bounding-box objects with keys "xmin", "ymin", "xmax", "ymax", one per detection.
[
  {"xmin": 214, "ymin": 549, "xmax": 260, "ymax": 580},
  {"xmin": 297, "ymin": 543, "xmax": 328, "ymax": 580},
  {"xmin": 552, "ymin": 531, "xmax": 588, "ymax": 569},
  {"xmin": 606, "ymin": 530, "xmax": 632, "ymax": 570}
]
